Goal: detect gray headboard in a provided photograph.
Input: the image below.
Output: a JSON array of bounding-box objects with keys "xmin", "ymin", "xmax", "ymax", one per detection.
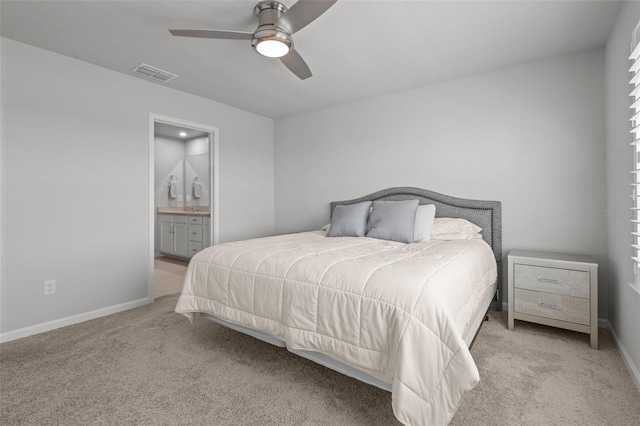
[{"xmin": 330, "ymin": 187, "xmax": 502, "ymax": 311}]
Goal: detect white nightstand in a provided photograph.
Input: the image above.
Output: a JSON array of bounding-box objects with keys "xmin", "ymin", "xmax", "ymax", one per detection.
[{"xmin": 508, "ymin": 250, "xmax": 598, "ymax": 349}]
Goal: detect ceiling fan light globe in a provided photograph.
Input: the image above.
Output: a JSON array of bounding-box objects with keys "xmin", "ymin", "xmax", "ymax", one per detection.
[{"xmin": 256, "ymin": 39, "xmax": 290, "ymax": 58}]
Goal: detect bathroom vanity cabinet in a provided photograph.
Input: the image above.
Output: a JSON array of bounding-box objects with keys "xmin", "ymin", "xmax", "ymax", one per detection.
[{"xmin": 159, "ymin": 213, "xmax": 210, "ymax": 259}]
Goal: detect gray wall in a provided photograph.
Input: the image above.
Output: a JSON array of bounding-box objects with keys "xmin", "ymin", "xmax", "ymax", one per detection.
[
  {"xmin": 605, "ymin": 1, "xmax": 640, "ymax": 382},
  {"xmin": 155, "ymin": 136, "xmax": 185, "ymax": 210},
  {"xmin": 1, "ymin": 38, "xmax": 275, "ymax": 333},
  {"xmin": 154, "ymin": 136, "xmax": 186, "ymax": 255},
  {"xmin": 275, "ymin": 48, "xmax": 607, "ymax": 316}
]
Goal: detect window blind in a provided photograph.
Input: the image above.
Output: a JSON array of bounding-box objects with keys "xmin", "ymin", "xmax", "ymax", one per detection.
[{"xmin": 629, "ymin": 22, "xmax": 640, "ymax": 296}]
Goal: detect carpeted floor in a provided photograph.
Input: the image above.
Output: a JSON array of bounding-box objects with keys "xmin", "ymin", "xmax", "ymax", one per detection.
[{"xmin": 1, "ymin": 295, "xmax": 638, "ymax": 425}]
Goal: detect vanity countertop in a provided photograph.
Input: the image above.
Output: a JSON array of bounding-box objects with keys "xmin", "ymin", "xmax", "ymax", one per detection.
[{"xmin": 158, "ymin": 207, "xmax": 210, "ymax": 217}]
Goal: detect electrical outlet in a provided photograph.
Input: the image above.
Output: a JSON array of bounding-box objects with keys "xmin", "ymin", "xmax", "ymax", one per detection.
[
  {"xmin": 178, "ymin": 195, "xmax": 183, "ymax": 202},
  {"xmin": 186, "ymin": 195, "xmax": 191, "ymax": 202},
  {"xmin": 44, "ymin": 279, "xmax": 56, "ymax": 295}
]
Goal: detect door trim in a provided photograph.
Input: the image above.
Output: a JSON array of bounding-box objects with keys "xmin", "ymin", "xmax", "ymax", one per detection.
[{"xmin": 148, "ymin": 113, "xmax": 220, "ymax": 302}]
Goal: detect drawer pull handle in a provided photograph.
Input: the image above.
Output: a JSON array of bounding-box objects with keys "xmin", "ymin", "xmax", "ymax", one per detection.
[
  {"xmin": 192, "ymin": 232, "xmax": 197, "ymax": 235},
  {"xmin": 538, "ymin": 302, "xmax": 562, "ymax": 311},
  {"xmin": 538, "ymin": 277, "xmax": 561, "ymax": 284},
  {"xmin": 192, "ymin": 249, "xmax": 197, "ymax": 251}
]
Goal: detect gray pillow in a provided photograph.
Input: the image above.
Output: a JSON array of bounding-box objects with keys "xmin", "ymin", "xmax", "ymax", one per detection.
[
  {"xmin": 326, "ymin": 201, "xmax": 372, "ymax": 237},
  {"xmin": 366, "ymin": 200, "xmax": 419, "ymax": 243}
]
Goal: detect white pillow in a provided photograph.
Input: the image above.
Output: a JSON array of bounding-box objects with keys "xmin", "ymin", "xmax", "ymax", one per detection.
[
  {"xmin": 321, "ymin": 224, "xmax": 331, "ymax": 232},
  {"xmin": 413, "ymin": 204, "xmax": 436, "ymax": 242},
  {"xmin": 431, "ymin": 218, "xmax": 482, "ymax": 237}
]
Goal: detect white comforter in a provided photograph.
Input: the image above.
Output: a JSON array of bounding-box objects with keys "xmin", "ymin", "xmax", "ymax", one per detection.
[{"xmin": 175, "ymin": 231, "xmax": 497, "ymax": 425}]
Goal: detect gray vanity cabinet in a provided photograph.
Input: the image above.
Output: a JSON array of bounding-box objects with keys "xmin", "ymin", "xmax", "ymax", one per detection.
[
  {"xmin": 159, "ymin": 215, "xmax": 188, "ymax": 258},
  {"xmin": 159, "ymin": 214, "xmax": 209, "ymax": 259}
]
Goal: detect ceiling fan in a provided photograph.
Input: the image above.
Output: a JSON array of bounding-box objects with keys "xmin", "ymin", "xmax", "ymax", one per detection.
[{"xmin": 169, "ymin": 0, "xmax": 337, "ymax": 80}]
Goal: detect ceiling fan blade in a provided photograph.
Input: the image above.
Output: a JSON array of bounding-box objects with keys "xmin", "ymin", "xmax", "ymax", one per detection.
[
  {"xmin": 280, "ymin": 49, "xmax": 312, "ymax": 80},
  {"xmin": 277, "ymin": 0, "xmax": 337, "ymax": 35},
  {"xmin": 169, "ymin": 29, "xmax": 253, "ymax": 40}
]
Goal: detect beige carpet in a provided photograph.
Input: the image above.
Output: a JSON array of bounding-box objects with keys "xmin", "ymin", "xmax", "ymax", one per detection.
[{"xmin": 1, "ymin": 295, "xmax": 638, "ymax": 426}]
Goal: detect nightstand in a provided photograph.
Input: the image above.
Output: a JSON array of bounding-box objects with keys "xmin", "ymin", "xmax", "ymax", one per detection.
[{"xmin": 508, "ymin": 250, "xmax": 598, "ymax": 349}]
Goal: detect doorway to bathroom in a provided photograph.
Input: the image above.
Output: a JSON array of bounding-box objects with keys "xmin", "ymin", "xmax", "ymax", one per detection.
[{"xmin": 148, "ymin": 114, "xmax": 219, "ymax": 300}]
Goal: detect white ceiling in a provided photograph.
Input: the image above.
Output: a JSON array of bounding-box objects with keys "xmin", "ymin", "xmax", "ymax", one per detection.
[
  {"xmin": 154, "ymin": 121, "xmax": 209, "ymax": 141},
  {"xmin": 1, "ymin": 0, "xmax": 622, "ymax": 119}
]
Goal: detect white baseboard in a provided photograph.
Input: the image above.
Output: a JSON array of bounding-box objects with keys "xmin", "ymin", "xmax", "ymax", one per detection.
[
  {"xmin": 601, "ymin": 319, "xmax": 640, "ymax": 392},
  {"xmin": 0, "ymin": 297, "xmax": 152, "ymax": 343}
]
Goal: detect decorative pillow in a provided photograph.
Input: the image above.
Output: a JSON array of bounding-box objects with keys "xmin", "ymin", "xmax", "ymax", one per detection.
[
  {"xmin": 431, "ymin": 233, "xmax": 483, "ymax": 241},
  {"xmin": 431, "ymin": 218, "xmax": 482, "ymax": 237},
  {"xmin": 366, "ymin": 200, "xmax": 419, "ymax": 243},
  {"xmin": 413, "ymin": 204, "xmax": 436, "ymax": 242},
  {"xmin": 326, "ymin": 201, "xmax": 372, "ymax": 237}
]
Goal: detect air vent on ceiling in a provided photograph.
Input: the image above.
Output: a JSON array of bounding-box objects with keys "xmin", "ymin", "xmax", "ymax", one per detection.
[{"xmin": 131, "ymin": 63, "xmax": 178, "ymax": 83}]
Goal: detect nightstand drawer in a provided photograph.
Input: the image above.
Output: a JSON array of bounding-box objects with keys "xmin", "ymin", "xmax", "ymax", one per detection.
[
  {"xmin": 514, "ymin": 264, "xmax": 589, "ymax": 298},
  {"xmin": 514, "ymin": 289, "xmax": 590, "ymax": 325}
]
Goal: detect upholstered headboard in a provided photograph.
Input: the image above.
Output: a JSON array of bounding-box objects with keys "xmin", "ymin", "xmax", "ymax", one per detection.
[{"xmin": 330, "ymin": 187, "xmax": 503, "ymax": 311}]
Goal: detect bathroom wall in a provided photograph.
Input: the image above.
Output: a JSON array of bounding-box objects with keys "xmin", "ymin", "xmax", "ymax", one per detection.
[
  {"xmin": 155, "ymin": 136, "xmax": 185, "ymax": 209},
  {"xmin": 154, "ymin": 135, "xmax": 185, "ymax": 255},
  {"xmin": 185, "ymin": 136, "xmax": 210, "ymax": 207},
  {"xmin": 154, "ymin": 135, "xmax": 210, "ymax": 209}
]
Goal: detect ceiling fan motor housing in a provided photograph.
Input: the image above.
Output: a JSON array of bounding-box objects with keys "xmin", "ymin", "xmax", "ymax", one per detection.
[{"xmin": 251, "ymin": 1, "xmax": 293, "ymax": 54}]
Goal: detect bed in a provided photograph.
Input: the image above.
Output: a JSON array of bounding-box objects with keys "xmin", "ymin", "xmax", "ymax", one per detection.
[{"xmin": 175, "ymin": 187, "xmax": 502, "ymax": 426}]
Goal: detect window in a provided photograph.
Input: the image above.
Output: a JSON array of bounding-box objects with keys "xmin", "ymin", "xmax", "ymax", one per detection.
[{"xmin": 629, "ymin": 21, "xmax": 640, "ymax": 295}]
